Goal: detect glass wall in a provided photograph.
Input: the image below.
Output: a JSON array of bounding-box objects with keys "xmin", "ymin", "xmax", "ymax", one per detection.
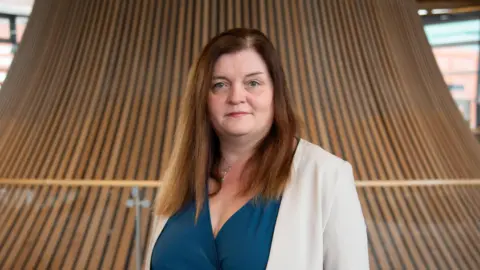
[
  {"xmin": 423, "ymin": 12, "xmax": 480, "ymax": 129},
  {"xmin": 0, "ymin": 14, "xmax": 28, "ymax": 89}
]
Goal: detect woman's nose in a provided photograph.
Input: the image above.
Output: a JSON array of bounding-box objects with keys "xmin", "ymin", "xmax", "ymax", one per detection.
[{"xmin": 227, "ymin": 83, "xmax": 246, "ymax": 104}]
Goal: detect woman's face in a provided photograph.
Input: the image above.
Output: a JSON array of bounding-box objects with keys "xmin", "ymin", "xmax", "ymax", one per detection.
[{"xmin": 207, "ymin": 49, "xmax": 274, "ymax": 141}]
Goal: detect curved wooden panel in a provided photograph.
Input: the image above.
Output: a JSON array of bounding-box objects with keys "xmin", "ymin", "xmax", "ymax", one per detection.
[{"xmin": 0, "ymin": 0, "xmax": 479, "ymax": 269}]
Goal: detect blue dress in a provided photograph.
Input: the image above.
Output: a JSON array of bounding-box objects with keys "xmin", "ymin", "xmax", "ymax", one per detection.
[{"xmin": 150, "ymin": 194, "xmax": 282, "ymax": 270}]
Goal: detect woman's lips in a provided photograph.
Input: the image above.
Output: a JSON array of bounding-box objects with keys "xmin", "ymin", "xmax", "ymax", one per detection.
[{"xmin": 226, "ymin": 112, "xmax": 249, "ymax": 117}]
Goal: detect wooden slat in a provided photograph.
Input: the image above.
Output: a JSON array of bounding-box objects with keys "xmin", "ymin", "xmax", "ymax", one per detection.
[
  {"xmin": 1, "ymin": 178, "xmax": 480, "ymax": 187},
  {"xmin": 0, "ymin": 0, "xmax": 479, "ymax": 269},
  {"xmin": 0, "ymin": 181, "xmax": 479, "ymax": 270}
]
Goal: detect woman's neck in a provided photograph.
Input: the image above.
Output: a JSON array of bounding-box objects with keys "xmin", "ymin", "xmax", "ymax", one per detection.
[{"xmin": 218, "ymin": 136, "xmax": 260, "ymax": 166}]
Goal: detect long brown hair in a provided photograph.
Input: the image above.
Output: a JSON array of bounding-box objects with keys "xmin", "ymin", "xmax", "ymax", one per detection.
[{"xmin": 154, "ymin": 28, "xmax": 299, "ymax": 218}]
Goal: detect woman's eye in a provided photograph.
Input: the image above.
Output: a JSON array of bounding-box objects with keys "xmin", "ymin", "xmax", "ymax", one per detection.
[
  {"xmin": 247, "ymin": 80, "xmax": 260, "ymax": 87},
  {"xmin": 212, "ymin": 82, "xmax": 226, "ymax": 89}
]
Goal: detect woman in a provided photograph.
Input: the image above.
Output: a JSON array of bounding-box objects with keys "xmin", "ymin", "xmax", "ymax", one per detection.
[{"xmin": 145, "ymin": 28, "xmax": 369, "ymax": 270}]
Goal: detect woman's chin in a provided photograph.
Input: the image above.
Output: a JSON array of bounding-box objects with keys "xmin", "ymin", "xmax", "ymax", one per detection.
[
  {"xmin": 219, "ymin": 122, "xmax": 253, "ymax": 135},
  {"xmin": 224, "ymin": 129, "xmax": 252, "ymax": 137}
]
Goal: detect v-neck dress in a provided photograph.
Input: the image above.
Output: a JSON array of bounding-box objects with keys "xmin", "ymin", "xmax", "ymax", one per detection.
[{"xmin": 150, "ymin": 195, "xmax": 282, "ymax": 270}]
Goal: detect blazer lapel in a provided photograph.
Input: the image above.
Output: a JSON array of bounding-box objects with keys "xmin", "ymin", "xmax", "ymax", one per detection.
[
  {"xmin": 152, "ymin": 215, "xmax": 169, "ymax": 243},
  {"xmin": 266, "ymin": 140, "xmax": 306, "ymax": 270},
  {"xmin": 265, "ymin": 177, "xmax": 302, "ymax": 270},
  {"xmin": 144, "ymin": 215, "xmax": 169, "ymax": 270}
]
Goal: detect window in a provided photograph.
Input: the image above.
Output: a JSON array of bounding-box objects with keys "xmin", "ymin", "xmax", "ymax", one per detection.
[
  {"xmin": 0, "ymin": 18, "xmax": 10, "ymax": 40},
  {"xmin": 15, "ymin": 17, "xmax": 28, "ymax": 43},
  {"xmin": 0, "ymin": 42, "xmax": 13, "ymax": 87},
  {"xmin": 424, "ymin": 19, "xmax": 480, "ymax": 46},
  {"xmin": 0, "ymin": 14, "xmax": 28, "ymax": 89},
  {"xmin": 423, "ymin": 13, "xmax": 480, "ymax": 128}
]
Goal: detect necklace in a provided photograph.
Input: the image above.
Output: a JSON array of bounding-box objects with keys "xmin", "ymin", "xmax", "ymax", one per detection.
[{"xmin": 219, "ymin": 160, "xmax": 232, "ymax": 182}]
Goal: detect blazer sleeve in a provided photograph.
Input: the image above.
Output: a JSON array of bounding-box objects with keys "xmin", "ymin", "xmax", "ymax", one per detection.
[
  {"xmin": 322, "ymin": 161, "xmax": 369, "ymax": 269},
  {"xmin": 143, "ymin": 215, "xmax": 159, "ymax": 270}
]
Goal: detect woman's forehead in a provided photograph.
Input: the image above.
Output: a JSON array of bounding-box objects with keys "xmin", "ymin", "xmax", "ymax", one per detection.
[{"xmin": 212, "ymin": 49, "xmax": 268, "ymax": 78}]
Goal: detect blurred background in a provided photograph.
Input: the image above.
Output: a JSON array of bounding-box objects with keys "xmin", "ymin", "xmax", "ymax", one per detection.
[
  {"xmin": 0, "ymin": 0, "xmax": 479, "ymax": 269},
  {"xmin": 0, "ymin": 1, "xmax": 478, "ymax": 136}
]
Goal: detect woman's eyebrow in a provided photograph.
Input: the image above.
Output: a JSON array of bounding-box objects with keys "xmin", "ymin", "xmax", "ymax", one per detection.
[
  {"xmin": 212, "ymin": 72, "xmax": 264, "ymax": 80},
  {"xmin": 212, "ymin": 75, "xmax": 229, "ymax": 80},
  {"xmin": 245, "ymin": 72, "xmax": 264, "ymax": 77}
]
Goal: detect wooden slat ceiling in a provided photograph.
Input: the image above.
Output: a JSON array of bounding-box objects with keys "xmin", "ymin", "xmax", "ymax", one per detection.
[{"xmin": 0, "ymin": 0, "xmax": 479, "ymax": 269}]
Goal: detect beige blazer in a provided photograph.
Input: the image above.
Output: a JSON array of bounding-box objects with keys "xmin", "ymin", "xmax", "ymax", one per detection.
[{"xmin": 144, "ymin": 139, "xmax": 369, "ymax": 269}]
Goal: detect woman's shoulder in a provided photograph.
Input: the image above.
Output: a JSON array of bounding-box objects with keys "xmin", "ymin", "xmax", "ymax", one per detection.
[
  {"xmin": 291, "ymin": 138, "xmax": 357, "ymax": 215},
  {"xmin": 293, "ymin": 138, "xmax": 354, "ymax": 192},
  {"xmin": 295, "ymin": 138, "xmax": 347, "ymax": 170}
]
